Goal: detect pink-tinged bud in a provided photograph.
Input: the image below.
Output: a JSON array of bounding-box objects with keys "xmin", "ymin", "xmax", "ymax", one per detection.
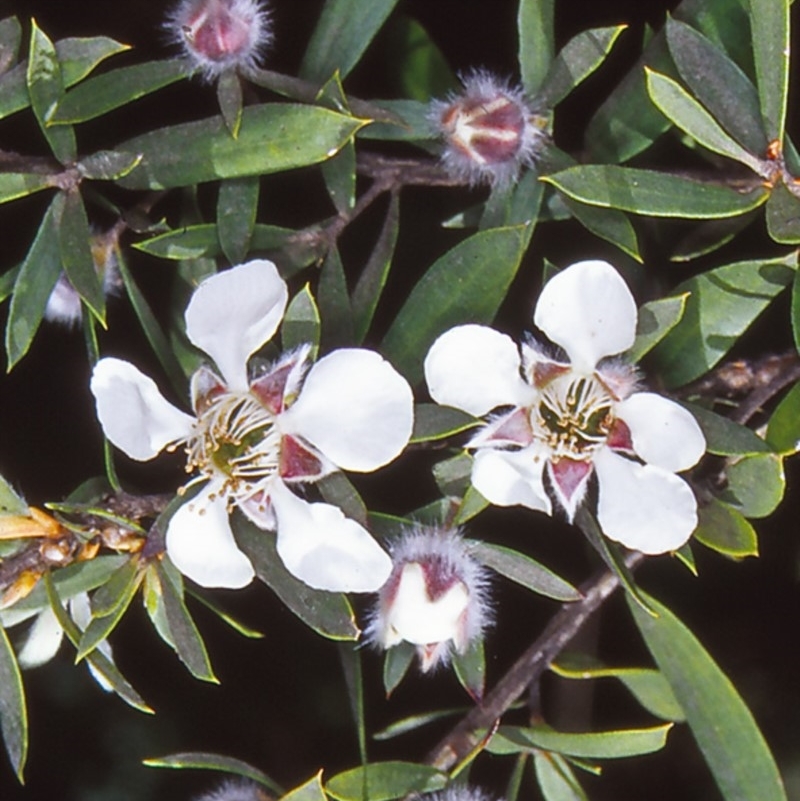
[
  {"xmin": 165, "ymin": 0, "xmax": 272, "ymax": 79},
  {"xmin": 366, "ymin": 527, "xmax": 491, "ymax": 672},
  {"xmin": 193, "ymin": 779, "xmax": 272, "ymax": 801},
  {"xmin": 429, "ymin": 70, "xmax": 546, "ymax": 187},
  {"xmin": 426, "ymin": 788, "xmax": 497, "ymax": 801}
]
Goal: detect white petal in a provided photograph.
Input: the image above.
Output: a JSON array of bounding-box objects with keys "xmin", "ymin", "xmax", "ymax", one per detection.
[
  {"xmin": 17, "ymin": 606, "xmax": 64, "ymax": 669},
  {"xmin": 616, "ymin": 393, "xmax": 706, "ymax": 472},
  {"xmin": 388, "ymin": 563, "xmax": 469, "ymax": 645},
  {"xmin": 271, "ymin": 479, "xmax": 392, "ymax": 592},
  {"xmin": 185, "ymin": 260, "xmax": 288, "ymax": 391},
  {"xmin": 534, "ymin": 260, "xmax": 637, "ymax": 373},
  {"xmin": 595, "ymin": 448, "xmax": 698, "ymax": 554},
  {"xmin": 424, "ymin": 324, "xmax": 535, "ymax": 415},
  {"xmin": 166, "ymin": 481, "xmax": 255, "ymax": 589},
  {"xmin": 472, "ymin": 447, "xmax": 552, "ymax": 513},
  {"xmin": 91, "ymin": 358, "xmax": 194, "ymax": 461},
  {"xmin": 281, "ymin": 349, "xmax": 413, "ymax": 472}
]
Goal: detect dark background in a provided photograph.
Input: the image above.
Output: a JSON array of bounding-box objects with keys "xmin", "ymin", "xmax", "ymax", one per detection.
[{"xmin": 1, "ymin": 1, "xmax": 800, "ymax": 800}]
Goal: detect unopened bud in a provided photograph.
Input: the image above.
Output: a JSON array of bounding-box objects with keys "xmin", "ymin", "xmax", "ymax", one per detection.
[
  {"xmin": 166, "ymin": 0, "xmax": 272, "ymax": 79},
  {"xmin": 430, "ymin": 70, "xmax": 546, "ymax": 187},
  {"xmin": 193, "ymin": 778, "xmax": 273, "ymax": 801},
  {"xmin": 367, "ymin": 527, "xmax": 491, "ymax": 672}
]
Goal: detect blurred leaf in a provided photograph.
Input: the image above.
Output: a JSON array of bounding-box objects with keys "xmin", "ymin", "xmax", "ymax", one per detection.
[
  {"xmin": 0, "ymin": 35, "xmax": 129, "ymax": 121},
  {"xmin": 628, "ymin": 294, "xmax": 688, "ymax": 362},
  {"xmin": 26, "ymin": 21, "xmax": 75, "ymax": 164},
  {"xmin": 543, "ymin": 166, "xmax": 767, "ymax": 219},
  {"xmin": 5, "ymin": 194, "xmax": 63, "ymax": 369},
  {"xmin": 280, "ymin": 772, "xmax": 327, "ymax": 801},
  {"xmin": 652, "ymin": 253, "xmax": 796, "ymax": 387},
  {"xmin": 518, "ymin": 0, "xmax": 554, "ymax": 95},
  {"xmin": 325, "ymin": 762, "xmax": 447, "ymax": 801},
  {"xmin": 236, "ymin": 520, "xmax": 359, "ymax": 640},
  {"xmin": 318, "ymin": 247, "xmax": 354, "ymax": 349},
  {"xmin": 59, "ymin": 189, "xmax": 105, "ymax": 322},
  {"xmin": 452, "ymin": 636, "xmax": 486, "ymax": 701},
  {"xmin": 382, "ymin": 225, "xmax": 529, "ymax": 384},
  {"xmin": 217, "ymin": 68, "xmax": 243, "ymax": 137},
  {"xmin": 352, "ymin": 192, "xmax": 400, "ymax": 343},
  {"xmin": 155, "ymin": 564, "xmax": 217, "ymax": 682},
  {"xmin": 748, "ymin": 0, "xmax": 790, "ymax": 142},
  {"xmin": 694, "ymin": 497, "xmax": 759, "ymax": 558},
  {"xmin": 720, "ymin": 453, "xmax": 785, "ymax": 518},
  {"xmin": 470, "ymin": 541, "xmax": 580, "ymax": 602},
  {"xmin": 117, "ymin": 104, "xmax": 365, "ymax": 190},
  {"xmin": 766, "ymin": 381, "xmax": 800, "ymax": 454},
  {"xmin": 300, "ymin": 0, "xmax": 400, "ymax": 82},
  {"xmin": 682, "ymin": 404, "xmax": 772, "ymax": 456},
  {"xmin": 143, "ymin": 752, "xmax": 283, "ymax": 796},
  {"xmin": 644, "ymin": 68, "xmax": 764, "ymax": 173},
  {"xmin": 562, "ymin": 197, "xmax": 640, "ymax": 262},
  {"xmin": 765, "ymin": 181, "xmax": 800, "ymax": 245},
  {"xmin": 538, "ymin": 25, "xmax": 626, "ymax": 109},
  {"xmin": 433, "ymin": 452, "xmax": 472, "ymax": 499},
  {"xmin": 534, "ymin": 751, "xmax": 587, "ymax": 801},
  {"xmin": 217, "ymin": 177, "xmax": 259, "ymax": 265},
  {"xmin": 358, "ymin": 99, "xmax": 433, "ymax": 142},
  {"xmin": 382, "ymin": 642, "xmax": 415, "ymax": 697},
  {"xmin": 410, "ymin": 404, "xmax": 479, "ymax": 444},
  {"xmin": 670, "ymin": 213, "xmax": 758, "ymax": 262},
  {"xmin": 629, "ymin": 590, "xmax": 787, "ymax": 801},
  {"xmin": 488, "ymin": 723, "xmax": 672, "ymax": 758},
  {"xmin": 78, "ymin": 150, "xmax": 142, "ymax": 181},
  {"xmin": 551, "ymin": 653, "xmax": 685, "ymax": 722},
  {"xmin": 666, "ymin": 18, "xmax": 767, "ymax": 155},
  {"xmin": 51, "ymin": 58, "xmax": 187, "ymax": 123},
  {"xmin": 0, "ymin": 624, "xmax": 26, "ymax": 782},
  {"xmin": 0, "ymin": 17, "xmax": 22, "ymax": 74},
  {"xmin": 374, "ymin": 705, "xmax": 467, "ymax": 740},
  {"xmin": 0, "ymin": 173, "xmax": 53, "ymax": 205},
  {"xmin": 282, "ymin": 283, "xmax": 321, "ymax": 358},
  {"xmin": 0, "ymin": 265, "xmax": 16, "ymax": 303},
  {"xmin": 0, "ymin": 474, "xmax": 27, "ymax": 516}
]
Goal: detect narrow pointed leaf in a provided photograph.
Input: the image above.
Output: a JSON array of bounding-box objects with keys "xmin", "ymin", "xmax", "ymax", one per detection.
[
  {"xmin": 410, "ymin": 404, "xmax": 479, "ymax": 444},
  {"xmin": 534, "ymin": 751, "xmax": 587, "ymax": 801},
  {"xmin": 322, "ymin": 141, "xmax": 356, "ymax": 215},
  {"xmin": 217, "ymin": 177, "xmax": 259, "ymax": 265},
  {"xmin": 325, "ymin": 762, "xmax": 447, "ymax": 801},
  {"xmin": 766, "ymin": 381, "xmax": 800, "ymax": 454},
  {"xmin": 627, "ymin": 294, "xmax": 688, "ymax": 362},
  {"xmin": 0, "ymin": 624, "xmax": 27, "ymax": 783},
  {"xmin": 216, "ymin": 68, "xmax": 243, "ymax": 137},
  {"xmin": 317, "ymin": 472, "xmax": 368, "ymax": 529},
  {"xmin": 629, "ymin": 590, "xmax": 787, "ymax": 801},
  {"xmin": 280, "ymin": 772, "xmax": 327, "ymax": 801},
  {"xmin": 78, "ymin": 150, "xmax": 142, "ymax": 181},
  {"xmin": 452, "ymin": 636, "xmax": 486, "ymax": 701},
  {"xmin": 382, "ymin": 643, "xmax": 415, "ymax": 696},
  {"xmin": 318, "ymin": 247, "xmax": 354, "ymax": 349},
  {"xmin": 563, "ymin": 198, "xmax": 640, "ymax": 261},
  {"xmin": 117, "ymin": 104, "xmax": 365, "ymax": 190},
  {"xmin": 518, "ymin": 0, "xmax": 554, "ymax": 95},
  {"xmin": 0, "ymin": 17, "xmax": 22, "ymax": 74},
  {"xmin": 388, "ymin": 17, "xmax": 457, "ymax": 101},
  {"xmin": 683, "ymin": 404, "xmax": 772, "ymax": 457},
  {"xmin": 281, "ymin": 283, "xmax": 321, "ymax": 358},
  {"xmin": 766, "ymin": 181, "xmax": 800, "ymax": 245},
  {"xmin": 0, "ymin": 173, "xmax": 53, "ymax": 205},
  {"xmin": 0, "ymin": 474, "xmax": 28, "ymax": 515},
  {"xmin": 374, "ymin": 706, "xmax": 466, "ymax": 741},
  {"xmin": 694, "ymin": 497, "xmax": 759, "ymax": 558},
  {"xmin": 338, "ymin": 644, "xmax": 367, "ymax": 763}
]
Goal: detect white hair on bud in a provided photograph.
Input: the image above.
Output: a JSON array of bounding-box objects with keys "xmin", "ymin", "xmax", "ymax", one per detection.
[
  {"xmin": 193, "ymin": 778, "xmax": 272, "ymax": 801},
  {"xmin": 425, "ymin": 785, "xmax": 498, "ymax": 801}
]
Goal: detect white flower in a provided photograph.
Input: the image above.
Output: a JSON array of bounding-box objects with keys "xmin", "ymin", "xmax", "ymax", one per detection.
[
  {"xmin": 90, "ymin": 260, "xmax": 414, "ymax": 591},
  {"xmin": 366, "ymin": 527, "xmax": 491, "ymax": 672},
  {"xmin": 424, "ymin": 260, "xmax": 706, "ymax": 555}
]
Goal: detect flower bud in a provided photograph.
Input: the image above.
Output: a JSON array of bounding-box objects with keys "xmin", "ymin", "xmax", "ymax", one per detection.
[
  {"xmin": 425, "ymin": 787, "xmax": 496, "ymax": 801},
  {"xmin": 429, "ymin": 70, "xmax": 546, "ymax": 187},
  {"xmin": 193, "ymin": 779, "xmax": 272, "ymax": 801},
  {"xmin": 367, "ymin": 527, "xmax": 491, "ymax": 672},
  {"xmin": 166, "ymin": 0, "xmax": 272, "ymax": 79}
]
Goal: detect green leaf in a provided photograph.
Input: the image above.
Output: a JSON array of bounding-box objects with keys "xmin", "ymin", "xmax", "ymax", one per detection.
[
  {"xmin": 488, "ymin": 723, "xmax": 672, "ymax": 759},
  {"xmin": 410, "ymin": 404, "xmax": 479, "ymax": 444},
  {"xmin": 77, "ymin": 150, "xmax": 142, "ymax": 181},
  {"xmin": 694, "ymin": 497, "xmax": 759, "ymax": 558},
  {"xmin": 665, "ymin": 18, "xmax": 767, "ymax": 156},
  {"xmin": 317, "ymin": 472, "xmax": 368, "ymax": 529},
  {"xmin": 0, "ymin": 172, "xmax": 53, "ymax": 205},
  {"xmin": 670, "ymin": 213, "xmax": 759, "ymax": 263},
  {"xmin": 0, "ymin": 624, "xmax": 27, "ymax": 783},
  {"xmin": 0, "ymin": 17, "xmax": 22, "ymax": 75},
  {"xmin": 644, "ymin": 68, "xmax": 765, "ymax": 173},
  {"xmin": 518, "ymin": 0, "xmax": 554, "ymax": 95},
  {"xmin": 681, "ymin": 404, "xmax": 772, "ymax": 456},
  {"xmin": 766, "ymin": 381, "xmax": 800, "ymax": 454},
  {"xmin": 628, "ymin": 294, "xmax": 688, "ymax": 362},
  {"xmin": 322, "ymin": 140, "xmax": 356, "ymax": 215},
  {"xmin": 382, "ymin": 225, "xmax": 529, "ymax": 384},
  {"xmin": 543, "ymin": 165, "xmax": 768, "ymax": 219},
  {"xmin": 0, "ymin": 473, "xmax": 28, "ymax": 516},
  {"xmin": 453, "ymin": 485, "xmax": 490, "ymax": 525},
  {"xmin": 50, "ymin": 58, "xmax": 187, "ymax": 123},
  {"xmin": 300, "ymin": 0, "xmax": 400, "ymax": 82},
  {"xmin": 280, "ymin": 772, "xmax": 327, "ymax": 801},
  {"xmin": 551, "ymin": 653, "xmax": 685, "ymax": 722},
  {"xmin": 352, "ymin": 192, "xmax": 400, "ymax": 343},
  {"xmin": 562, "ymin": 198, "xmax": 640, "ymax": 262},
  {"xmin": 185, "ymin": 588, "xmax": 264, "ymax": 639},
  {"xmin": 748, "ymin": 0, "xmax": 790, "ymax": 142},
  {"xmin": 374, "ymin": 706, "xmax": 467, "ymax": 741},
  {"xmin": 143, "ymin": 752, "xmax": 283, "ymax": 796},
  {"xmin": 533, "ymin": 751, "xmax": 587, "ymax": 801},
  {"xmin": 281, "ymin": 283, "xmax": 321, "ymax": 358},
  {"xmin": 324, "ymin": 762, "xmax": 447, "ymax": 801},
  {"xmin": 382, "ymin": 643, "xmax": 415, "ymax": 697},
  {"xmin": 765, "ymin": 181, "xmax": 800, "ymax": 245},
  {"xmin": 217, "ymin": 177, "xmax": 259, "ymax": 265},
  {"xmin": 452, "ymin": 636, "xmax": 486, "ymax": 701},
  {"xmin": 155, "ymin": 564, "xmax": 217, "ymax": 682},
  {"xmin": 235, "ymin": 520, "xmax": 359, "ymax": 641},
  {"xmin": 26, "ymin": 20, "xmax": 75, "ymax": 163},
  {"xmin": 538, "ymin": 25, "xmax": 626, "ymax": 109},
  {"xmin": 216, "ymin": 68, "xmax": 243, "ymax": 137},
  {"xmin": 357, "ymin": 99, "xmax": 433, "ymax": 142},
  {"xmin": 652, "ymin": 253, "xmax": 796, "ymax": 387},
  {"xmin": 433, "ymin": 452, "xmax": 473, "ymax": 499},
  {"xmin": 470, "ymin": 541, "xmax": 581, "ymax": 602},
  {"xmin": 628, "ymin": 590, "xmax": 787, "ymax": 801},
  {"xmin": 117, "ymin": 104, "xmax": 365, "ymax": 190},
  {"xmin": 720, "ymin": 453, "xmax": 785, "ymax": 518},
  {"xmin": 5, "ymin": 194, "xmax": 63, "ymax": 369},
  {"xmin": 318, "ymin": 247, "xmax": 354, "ymax": 349},
  {"xmin": 337, "ymin": 644, "xmax": 367, "ymax": 764}
]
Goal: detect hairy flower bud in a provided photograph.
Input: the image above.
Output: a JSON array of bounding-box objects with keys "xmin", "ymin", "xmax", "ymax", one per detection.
[
  {"xmin": 193, "ymin": 779, "xmax": 272, "ymax": 801},
  {"xmin": 166, "ymin": 0, "xmax": 272, "ymax": 79},
  {"xmin": 429, "ymin": 70, "xmax": 546, "ymax": 187},
  {"xmin": 425, "ymin": 787, "xmax": 497, "ymax": 801},
  {"xmin": 366, "ymin": 527, "xmax": 491, "ymax": 672}
]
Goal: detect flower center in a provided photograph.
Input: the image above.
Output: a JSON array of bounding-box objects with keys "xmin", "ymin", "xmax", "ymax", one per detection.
[
  {"xmin": 186, "ymin": 390, "xmax": 279, "ymax": 495},
  {"xmin": 533, "ymin": 374, "xmax": 614, "ymax": 460}
]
